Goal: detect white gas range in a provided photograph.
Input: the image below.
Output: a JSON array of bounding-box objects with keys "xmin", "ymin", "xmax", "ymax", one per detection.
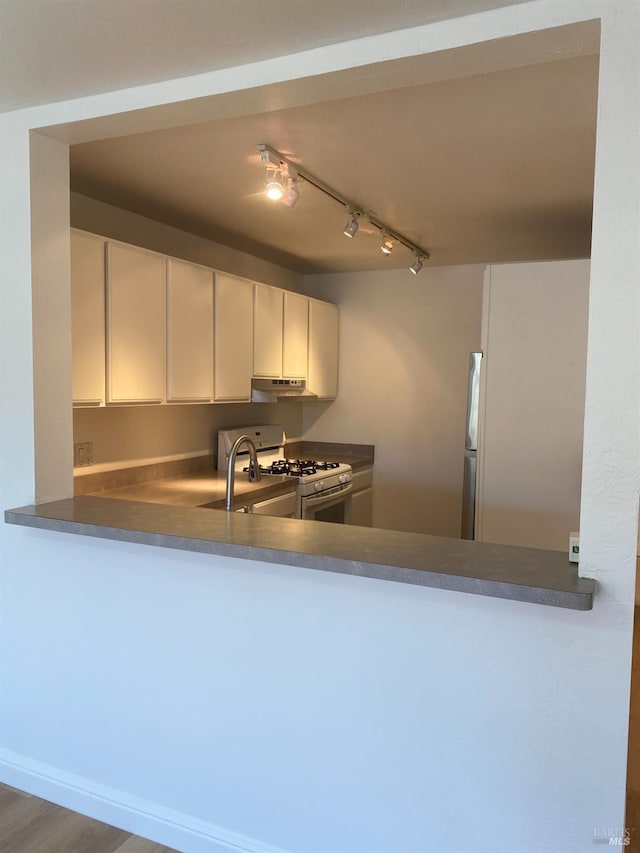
[{"xmin": 217, "ymin": 425, "xmax": 353, "ymax": 522}]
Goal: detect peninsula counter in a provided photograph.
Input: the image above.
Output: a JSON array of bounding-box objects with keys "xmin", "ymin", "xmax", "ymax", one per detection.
[{"xmin": 5, "ymin": 497, "xmax": 595, "ymax": 610}]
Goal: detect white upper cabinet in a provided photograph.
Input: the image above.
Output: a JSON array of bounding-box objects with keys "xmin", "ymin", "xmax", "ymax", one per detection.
[
  {"xmin": 106, "ymin": 242, "xmax": 166, "ymax": 404},
  {"xmin": 253, "ymin": 284, "xmax": 283, "ymax": 378},
  {"xmin": 70, "ymin": 230, "xmax": 106, "ymax": 406},
  {"xmin": 214, "ymin": 274, "xmax": 254, "ymax": 401},
  {"xmin": 70, "ymin": 229, "xmax": 337, "ymax": 407},
  {"xmin": 283, "ymin": 292, "xmax": 309, "ymax": 379},
  {"xmin": 308, "ymin": 298, "xmax": 339, "ymax": 399},
  {"xmin": 255, "ymin": 286, "xmax": 309, "ymax": 380},
  {"xmin": 166, "ymin": 258, "xmax": 214, "ymax": 402}
]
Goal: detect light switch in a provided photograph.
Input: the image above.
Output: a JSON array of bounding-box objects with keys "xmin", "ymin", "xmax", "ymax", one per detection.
[{"xmin": 74, "ymin": 441, "xmax": 93, "ymax": 467}]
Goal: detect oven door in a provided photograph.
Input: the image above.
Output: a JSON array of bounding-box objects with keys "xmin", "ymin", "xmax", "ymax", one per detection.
[{"xmin": 299, "ymin": 483, "xmax": 353, "ymax": 523}]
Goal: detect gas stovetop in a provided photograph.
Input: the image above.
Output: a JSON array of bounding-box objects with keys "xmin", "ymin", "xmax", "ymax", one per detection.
[
  {"xmin": 217, "ymin": 424, "xmax": 352, "ymax": 494},
  {"xmin": 243, "ymin": 459, "xmax": 341, "ymax": 477}
]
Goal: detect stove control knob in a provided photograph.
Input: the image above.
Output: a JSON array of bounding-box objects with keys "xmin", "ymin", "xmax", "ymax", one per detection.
[
  {"xmin": 314, "ymin": 481, "xmax": 323, "ymax": 492},
  {"xmin": 339, "ymin": 474, "xmax": 346, "ymax": 484}
]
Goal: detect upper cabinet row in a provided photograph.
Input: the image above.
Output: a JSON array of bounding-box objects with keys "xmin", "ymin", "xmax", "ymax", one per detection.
[{"xmin": 70, "ymin": 230, "xmax": 339, "ymax": 407}]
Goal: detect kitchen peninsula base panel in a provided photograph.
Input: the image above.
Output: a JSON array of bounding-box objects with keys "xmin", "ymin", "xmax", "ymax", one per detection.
[{"xmin": 5, "ymin": 497, "xmax": 595, "ymax": 611}]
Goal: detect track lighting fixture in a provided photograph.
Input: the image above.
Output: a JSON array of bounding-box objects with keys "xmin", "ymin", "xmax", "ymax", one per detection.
[
  {"xmin": 257, "ymin": 143, "xmax": 430, "ymax": 272},
  {"xmin": 343, "ymin": 209, "xmax": 361, "ymax": 238},
  {"xmin": 282, "ymin": 175, "xmax": 299, "ymax": 208},
  {"xmin": 262, "ymin": 149, "xmax": 299, "ymax": 207},
  {"xmin": 380, "ymin": 234, "xmax": 394, "ymax": 255}
]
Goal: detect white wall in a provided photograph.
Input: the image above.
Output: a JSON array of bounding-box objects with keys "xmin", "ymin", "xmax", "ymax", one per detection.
[
  {"xmin": 1, "ymin": 534, "xmax": 612, "ymax": 853},
  {"xmin": 1, "ymin": 3, "xmax": 639, "ymax": 852},
  {"xmin": 304, "ymin": 266, "xmax": 484, "ymax": 537}
]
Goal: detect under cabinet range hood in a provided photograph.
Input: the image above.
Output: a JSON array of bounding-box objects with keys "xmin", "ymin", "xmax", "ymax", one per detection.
[{"xmin": 251, "ymin": 378, "xmax": 317, "ymax": 402}]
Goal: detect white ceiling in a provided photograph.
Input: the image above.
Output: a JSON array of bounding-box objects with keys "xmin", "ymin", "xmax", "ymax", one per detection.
[
  {"xmin": 1, "ymin": 0, "xmax": 533, "ymax": 113},
  {"xmin": 2, "ymin": 0, "xmax": 599, "ymax": 273},
  {"xmin": 70, "ymin": 51, "xmax": 598, "ymax": 272}
]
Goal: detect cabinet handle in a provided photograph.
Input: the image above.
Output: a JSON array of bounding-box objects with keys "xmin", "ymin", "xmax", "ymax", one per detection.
[
  {"xmin": 167, "ymin": 397, "xmax": 213, "ymax": 403},
  {"xmin": 106, "ymin": 399, "xmax": 164, "ymax": 405}
]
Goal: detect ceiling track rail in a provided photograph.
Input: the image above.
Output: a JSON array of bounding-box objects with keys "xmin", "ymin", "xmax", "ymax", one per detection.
[{"xmin": 258, "ymin": 143, "xmax": 430, "ymax": 261}]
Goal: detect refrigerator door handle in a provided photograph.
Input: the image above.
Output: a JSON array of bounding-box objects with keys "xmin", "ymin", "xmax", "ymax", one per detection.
[
  {"xmin": 461, "ymin": 352, "xmax": 482, "ymax": 540},
  {"xmin": 465, "ymin": 352, "xmax": 483, "ymax": 451}
]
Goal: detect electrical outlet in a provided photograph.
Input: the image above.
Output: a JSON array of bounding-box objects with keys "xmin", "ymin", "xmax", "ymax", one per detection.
[
  {"xmin": 569, "ymin": 531, "xmax": 580, "ymax": 563},
  {"xmin": 74, "ymin": 441, "xmax": 93, "ymax": 467}
]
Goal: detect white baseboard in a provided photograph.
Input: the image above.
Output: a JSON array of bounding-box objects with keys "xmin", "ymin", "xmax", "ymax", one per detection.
[{"xmin": 0, "ymin": 748, "xmax": 286, "ymax": 853}]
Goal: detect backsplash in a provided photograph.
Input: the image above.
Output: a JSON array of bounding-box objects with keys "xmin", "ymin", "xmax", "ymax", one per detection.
[
  {"xmin": 73, "ymin": 402, "xmax": 303, "ymax": 472},
  {"xmin": 74, "ymin": 453, "xmax": 213, "ymax": 495}
]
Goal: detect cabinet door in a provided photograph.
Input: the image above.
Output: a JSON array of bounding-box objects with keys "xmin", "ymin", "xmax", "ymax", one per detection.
[
  {"xmin": 254, "ymin": 284, "xmax": 283, "ymax": 378},
  {"xmin": 350, "ymin": 487, "xmax": 373, "ymax": 527},
  {"xmin": 167, "ymin": 258, "xmax": 214, "ymax": 402},
  {"xmin": 307, "ymin": 299, "xmax": 339, "ymax": 399},
  {"xmin": 71, "ymin": 230, "xmax": 105, "ymax": 406},
  {"xmin": 214, "ymin": 274, "xmax": 254, "ymax": 401},
  {"xmin": 350, "ymin": 468, "xmax": 374, "ymax": 527},
  {"xmin": 283, "ymin": 292, "xmax": 309, "ymax": 378},
  {"xmin": 107, "ymin": 242, "xmax": 166, "ymax": 404}
]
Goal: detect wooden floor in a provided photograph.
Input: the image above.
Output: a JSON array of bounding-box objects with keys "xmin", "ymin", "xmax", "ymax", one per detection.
[{"xmin": 0, "ymin": 784, "xmax": 179, "ymax": 853}]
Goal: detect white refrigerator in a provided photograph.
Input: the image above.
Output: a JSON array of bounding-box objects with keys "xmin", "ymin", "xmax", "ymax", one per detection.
[{"xmin": 465, "ymin": 259, "xmax": 590, "ymax": 552}]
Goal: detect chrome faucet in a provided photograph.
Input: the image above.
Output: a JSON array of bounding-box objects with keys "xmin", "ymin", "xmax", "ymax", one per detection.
[{"xmin": 225, "ymin": 435, "xmax": 261, "ymax": 511}]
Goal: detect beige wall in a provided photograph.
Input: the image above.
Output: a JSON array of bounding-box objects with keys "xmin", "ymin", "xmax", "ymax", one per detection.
[
  {"xmin": 74, "ymin": 402, "xmax": 302, "ymax": 470},
  {"xmin": 303, "ymin": 265, "xmax": 485, "ymax": 537},
  {"xmin": 31, "ymin": 134, "xmax": 74, "ymax": 501}
]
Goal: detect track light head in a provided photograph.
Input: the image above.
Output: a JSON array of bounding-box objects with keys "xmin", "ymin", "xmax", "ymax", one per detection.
[
  {"xmin": 265, "ymin": 167, "xmax": 284, "ymax": 200},
  {"xmin": 282, "ymin": 176, "xmax": 299, "ymax": 207},
  {"xmin": 409, "ymin": 255, "xmax": 424, "ymax": 275},
  {"xmin": 343, "ymin": 208, "xmax": 361, "ymax": 238},
  {"xmin": 380, "ymin": 235, "xmax": 394, "ymax": 256}
]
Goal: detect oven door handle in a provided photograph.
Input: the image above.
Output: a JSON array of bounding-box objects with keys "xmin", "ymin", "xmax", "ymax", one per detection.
[{"xmin": 303, "ymin": 482, "xmax": 353, "ymax": 508}]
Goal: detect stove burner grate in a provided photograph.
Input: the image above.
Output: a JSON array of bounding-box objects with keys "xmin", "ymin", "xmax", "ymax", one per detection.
[{"xmin": 243, "ymin": 459, "xmax": 341, "ymax": 477}]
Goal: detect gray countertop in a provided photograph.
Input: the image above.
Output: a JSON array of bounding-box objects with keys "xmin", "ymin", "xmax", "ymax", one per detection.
[
  {"xmin": 77, "ymin": 455, "xmax": 373, "ymax": 511},
  {"xmin": 5, "ymin": 496, "xmax": 595, "ymax": 610},
  {"xmin": 86, "ymin": 469, "xmax": 298, "ymax": 511},
  {"xmin": 74, "ymin": 443, "xmax": 374, "ymax": 509}
]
